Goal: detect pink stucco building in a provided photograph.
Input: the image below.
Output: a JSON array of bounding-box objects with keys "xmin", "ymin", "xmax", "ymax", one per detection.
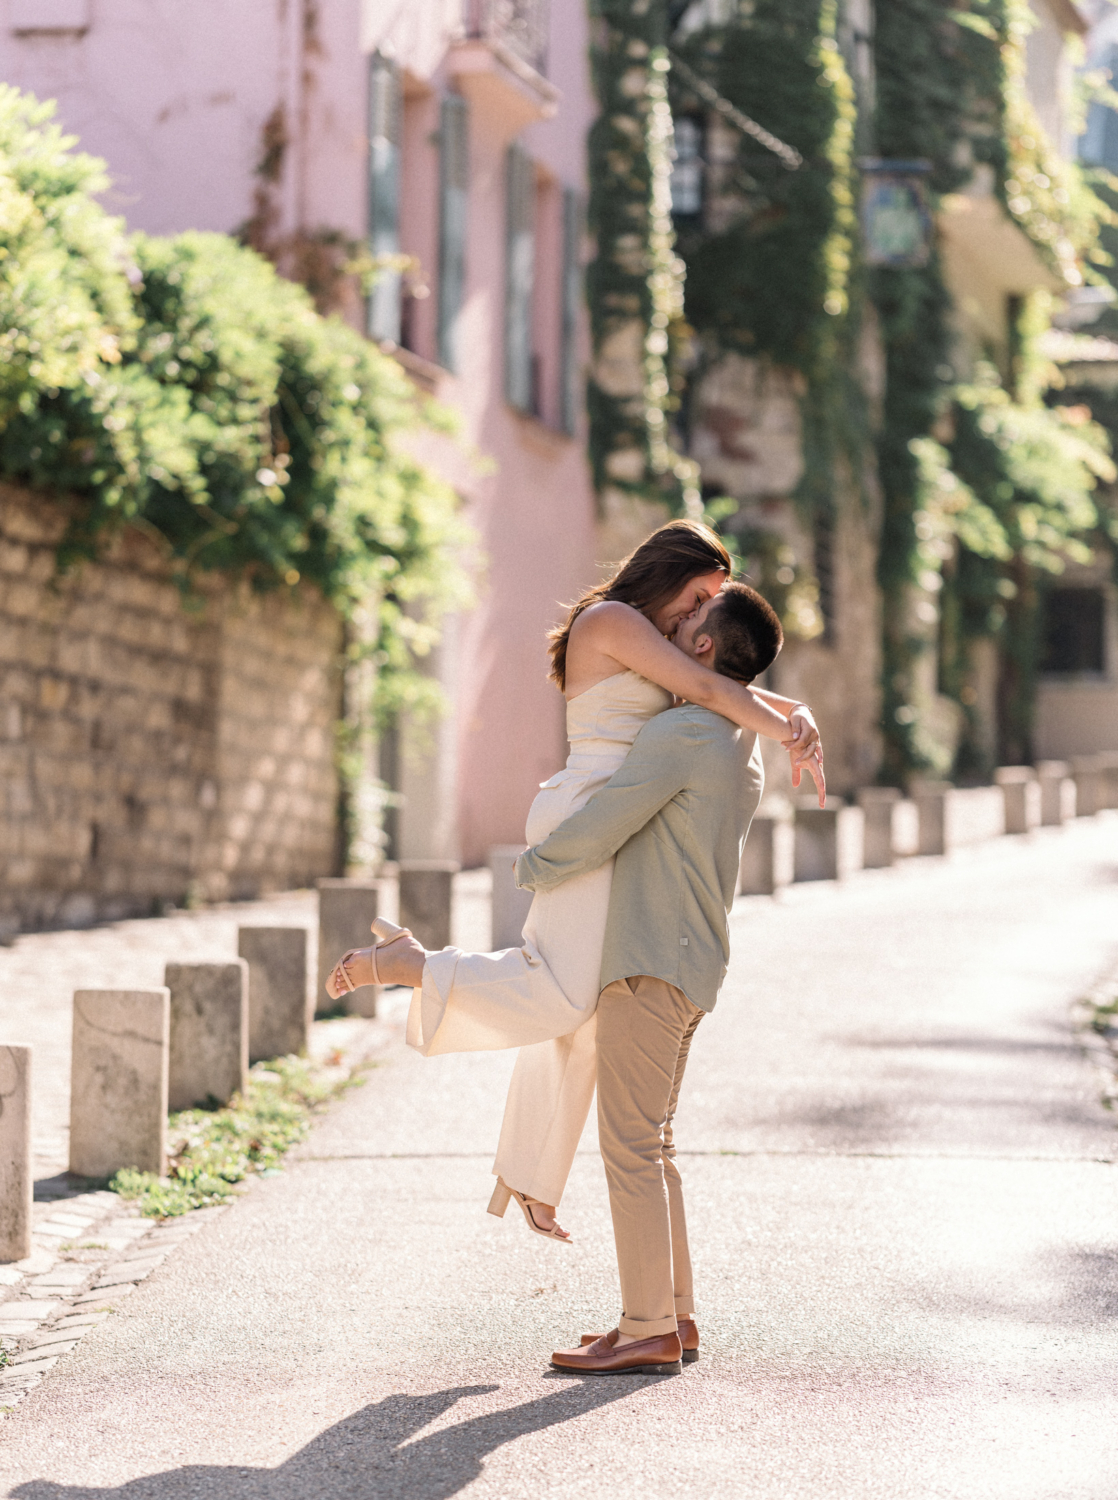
[{"xmin": 0, "ymin": 0, "xmax": 600, "ymax": 866}]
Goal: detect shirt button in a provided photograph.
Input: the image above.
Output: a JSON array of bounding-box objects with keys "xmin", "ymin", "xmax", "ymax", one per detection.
[{"xmin": 679, "ymin": 937, "xmax": 688, "ymax": 946}]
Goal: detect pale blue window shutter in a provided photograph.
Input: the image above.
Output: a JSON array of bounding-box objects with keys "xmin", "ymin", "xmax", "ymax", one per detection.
[
  {"xmin": 437, "ymin": 94, "xmax": 469, "ymax": 372},
  {"xmin": 560, "ymin": 187, "xmax": 581, "ymax": 435},
  {"xmin": 367, "ymin": 52, "xmax": 401, "ymax": 343},
  {"xmin": 505, "ymin": 143, "xmax": 535, "ymax": 411}
]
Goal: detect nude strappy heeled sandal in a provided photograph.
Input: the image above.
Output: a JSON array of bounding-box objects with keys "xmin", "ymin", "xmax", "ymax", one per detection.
[
  {"xmin": 327, "ymin": 916, "xmax": 413, "ymax": 999},
  {"xmin": 487, "ymin": 1176, "xmax": 573, "ymax": 1244}
]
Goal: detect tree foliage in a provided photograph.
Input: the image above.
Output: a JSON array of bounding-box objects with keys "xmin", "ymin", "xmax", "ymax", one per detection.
[
  {"xmin": 0, "ymin": 85, "xmax": 469, "ymax": 720},
  {"xmin": 586, "ymin": 3, "xmax": 694, "ymax": 507}
]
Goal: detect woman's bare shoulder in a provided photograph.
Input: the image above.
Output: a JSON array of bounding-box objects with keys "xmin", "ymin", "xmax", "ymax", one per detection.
[{"xmin": 569, "ymin": 599, "xmax": 645, "ymax": 642}]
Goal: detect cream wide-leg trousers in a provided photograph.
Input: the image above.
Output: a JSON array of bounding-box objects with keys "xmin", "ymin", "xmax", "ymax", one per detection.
[{"xmin": 406, "ymin": 757, "xmax": 618, "ymax": 1205}]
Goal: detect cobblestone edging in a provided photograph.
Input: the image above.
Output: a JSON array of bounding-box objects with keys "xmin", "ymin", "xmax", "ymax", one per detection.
[{"xmin": 0, "ymin": 1188, "xmax": 227, "ymax": 1413}]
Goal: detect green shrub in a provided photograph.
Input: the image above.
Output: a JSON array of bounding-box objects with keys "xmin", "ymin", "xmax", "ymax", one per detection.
[{"xmin": 0, "ymin": 85, "xmax": 470, "ymax": 721}]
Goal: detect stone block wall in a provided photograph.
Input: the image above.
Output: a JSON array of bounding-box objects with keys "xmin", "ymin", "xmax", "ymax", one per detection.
[{"xmin": 0, "ymin": 485, "xmax": 343, "ymax": 933}]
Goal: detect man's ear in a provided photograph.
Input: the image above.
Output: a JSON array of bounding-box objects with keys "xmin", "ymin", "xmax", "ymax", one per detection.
[{"xmin": 693, "ymin": 631, "xmax": 715, "ymax": 661}]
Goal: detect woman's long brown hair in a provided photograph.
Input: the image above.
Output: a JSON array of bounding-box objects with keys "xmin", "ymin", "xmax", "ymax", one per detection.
[{"xmin": 548, "ymin": 518, "xmax": 733, "ymax": 690}]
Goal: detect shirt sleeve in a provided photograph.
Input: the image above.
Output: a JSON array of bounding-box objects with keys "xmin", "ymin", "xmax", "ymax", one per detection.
[{"xmin": 515, "ymin": 713, "xmax": 707, "ymax": 892}]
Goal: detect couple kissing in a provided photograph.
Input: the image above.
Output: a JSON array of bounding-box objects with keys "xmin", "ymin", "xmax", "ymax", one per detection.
[{"xmin": 328, "ymin": 519, "xmax": 825, "ymax": 1375}]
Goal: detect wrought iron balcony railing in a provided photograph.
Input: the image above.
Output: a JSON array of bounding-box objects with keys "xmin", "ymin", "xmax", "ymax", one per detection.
[{"xmin": 463, "ymin": 0, "xmax": 549, "ymax": 77}]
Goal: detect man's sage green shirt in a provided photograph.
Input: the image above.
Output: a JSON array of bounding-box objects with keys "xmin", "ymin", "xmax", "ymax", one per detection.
[{"xmin": 515, "ymin": 704, "xmax": 764, "ymax": 1013}]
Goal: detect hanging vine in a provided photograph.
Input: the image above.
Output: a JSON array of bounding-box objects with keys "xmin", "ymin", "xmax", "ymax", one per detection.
[
  {"xmin": 871, "ymin": 0, "xmax": 1004, "ymax": 779},
  {"xmin": 585, "ymin": 1, "xmax": 695, "ymax": 511},
  {"xmin": 664, "ymin": 0, "xmax": 860, "ymax": 646}
]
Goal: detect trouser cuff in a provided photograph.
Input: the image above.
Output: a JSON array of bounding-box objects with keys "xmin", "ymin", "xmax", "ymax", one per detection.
[
  {"xmin": 674, "ymin": 1296, "xmax": 695, "ymax": 1315},
  {"xmin": 618, "ymin": 1312, "xmax": 680, "ymax": 1338}
]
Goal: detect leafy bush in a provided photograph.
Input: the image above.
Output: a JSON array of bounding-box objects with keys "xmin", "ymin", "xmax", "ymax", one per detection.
[{"xmin": 0, "ymin": 85, "xmax": 470, "ymax": 720}]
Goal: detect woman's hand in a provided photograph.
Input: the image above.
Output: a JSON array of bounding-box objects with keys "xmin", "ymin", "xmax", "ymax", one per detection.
[
  {"xmin": 785, "ymin": 705, "xmax": 820, "ymax": 757},
  {"xmin": 781, "ymin": 705, "xmax": 826, "ymax": 807},
  {"xmin": 792, "ymin": 746, "xmax": 827, "ymax": 807}
]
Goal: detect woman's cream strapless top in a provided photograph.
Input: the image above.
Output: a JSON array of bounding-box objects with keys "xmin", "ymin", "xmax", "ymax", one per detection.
[
  {"xmin": 524, "ymin": 670, "xmax": 673, "ymax": 848},
  {"xmin": 565, "ymin": 669, "xmax": 674, "ymax": 767}
]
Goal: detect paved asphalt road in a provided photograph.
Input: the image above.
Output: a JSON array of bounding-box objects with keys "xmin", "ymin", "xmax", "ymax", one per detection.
[{"xmin": 2, "ymin": 819, "xmax": 1117, "ymax": 1499}]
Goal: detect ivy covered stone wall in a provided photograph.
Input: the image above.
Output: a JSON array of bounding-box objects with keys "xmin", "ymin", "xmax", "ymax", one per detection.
[{"xmin": 584, "ymin": 0, "xmax": 1117, "ymax": 786}]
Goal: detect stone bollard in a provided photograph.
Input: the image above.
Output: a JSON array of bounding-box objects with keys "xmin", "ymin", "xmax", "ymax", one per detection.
[
  {"xmin": 793, "ymin": 801, "xmax": 864, "ymax": 882},
  {"xmin": 70, "ymin": 989, "xmax": 169, "ymax": 1179},
  {"xmin": 855, "ymin": 787, "xmax": 906, "ymax": 868},
  {"xmin": 1098, "ymin": 750, "xmax": 1116, "ymax": 810},
  {"xmin": 316, "ymin": 874, "xmax": 398, "ymax": 1019},
  {"xmin": 1062, "ymin": 750, "xmax": 1116, "ymax": 822},
  {"xmin": 912, "ymin": 781, "xmax": 952, "ymax": 856},
  {"xmin": 891, "ymin": 797, "xmax": 920, "ymax": 858},
  {"xmin": 165, "ymin": 961, "xmax": 248, "ymax": 1113},
  {"xmin": 490, "ymin": 845, "xmax": 534, "ymax": 950},
  {"xmin": 399, "ymin": 860, "xmax": 460, "ymax": 951},
  {"xmin": 913, "ymin": 784, "xmax": 1005, "ymax": 856},
  {"xmin": 1035, "ymin": 760, "xmax": 1076, "ymax": 826},
  {"xmin": 738, "ymin": 810, "xmax": 794, "ymax": 895},
  {"xmin": 994, "ymin": 766, "xmax": 1041, "ymax": 836},
  {"xmin": 1092, "ymin": 751, "xmax": 1118, "ymax": 810},
  {"xmin": 0, "ymin": 1045, "xmax": 32, "ymax": 1261},
  {"xmin": 238, "ymin": 927, "xmax": 311, "ymax": 1063}
]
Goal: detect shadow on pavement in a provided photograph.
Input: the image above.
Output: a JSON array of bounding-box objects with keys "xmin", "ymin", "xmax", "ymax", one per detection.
[
  {"xmin": 32, "ymin": 1174, "xmax": 94, "ymax": 1202},
  {"xmin": 922, "ymin": 1244, "xmax": 1118, "ymax": 1328},
  {"xmin": 13, "ymin": 1378, "xmax": 643, "ymax": 1500}
]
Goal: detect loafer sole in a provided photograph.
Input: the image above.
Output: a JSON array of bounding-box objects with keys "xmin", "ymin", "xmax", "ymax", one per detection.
[{"xmin": 550, "ymin": 1359, "xmax": 683, "ymax": 1376}]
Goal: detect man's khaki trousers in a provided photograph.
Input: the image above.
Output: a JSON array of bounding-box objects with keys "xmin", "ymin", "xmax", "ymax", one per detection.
[{"xmin": 596, "ymin": 974, "xmax": 704, "ymax": 1338}]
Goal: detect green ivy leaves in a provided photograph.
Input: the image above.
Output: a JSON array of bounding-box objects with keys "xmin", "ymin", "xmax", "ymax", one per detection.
[{"xmin": 0, "ymin": 87, "xmax": 470, "ymax": 727}]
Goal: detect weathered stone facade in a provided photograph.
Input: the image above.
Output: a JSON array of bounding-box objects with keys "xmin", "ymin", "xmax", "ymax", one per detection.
[
  {"xmin": 0, "ymin": 485, "xmax": 342, "ymax": 934},
  {"xmin": 689, "ymin": 354, "xmax": 883, "ymax": 797}
]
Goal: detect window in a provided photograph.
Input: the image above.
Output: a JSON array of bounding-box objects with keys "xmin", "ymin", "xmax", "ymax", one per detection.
[
  {"xmin": 559, "ymin": 188, "xmax": 581, "ymax": 435},
  {"xmin": 1081, "ymin": 47, "xmax": 1118, "ymax": 172},
  {"xmin": 505, "ymin": 143, "xmax": 536, "ymax": 412},
  {"xmin": 367, "ymin": 53, "xmax": 402, "ymax": 343},
  {"xmin": 671, "ymin": 116, "xmax": 704, "ymax": 218},
  {"xmin": 1042, "ymin": 587, "xmax": 1107, "ymax": 675},
  {"xmin": 437, "ymin": 94, "xmax": 469, "ymax": 372}
]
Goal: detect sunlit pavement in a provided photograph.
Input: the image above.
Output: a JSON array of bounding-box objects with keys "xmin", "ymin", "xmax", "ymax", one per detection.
[{"xmin": 2, "ymin": 818, "xmax": 1117, "ymax": 1499}]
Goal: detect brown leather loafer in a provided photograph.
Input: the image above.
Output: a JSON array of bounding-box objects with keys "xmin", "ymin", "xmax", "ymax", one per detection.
[
  {"xmin": 551, "ymin": 1327, "xmax": 682, "ymax": 1376},
  {"xmin": 581, "ymin": 1316, "xmax": 699, "ymax": 1364}
]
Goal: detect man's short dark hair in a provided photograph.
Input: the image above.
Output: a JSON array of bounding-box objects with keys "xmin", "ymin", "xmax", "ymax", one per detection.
[{"xmin": 706, "ymin": 581, "xmax": 783, "ymax": 684}]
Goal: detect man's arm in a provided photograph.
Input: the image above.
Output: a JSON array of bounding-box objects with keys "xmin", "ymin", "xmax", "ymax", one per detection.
[{"xmin": 516, "ymin": 713, "xmax": 709, "ymax": 892}]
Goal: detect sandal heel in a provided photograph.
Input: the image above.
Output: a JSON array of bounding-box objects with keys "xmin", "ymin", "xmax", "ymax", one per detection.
[
  {"xmin": 490, "ymin": 1176, "xmax": 573, "ymax": 1243},
  {"xmin": 371, "ymin": 916, "xmax": 409, "ymax": 943},
  {"xmin": 487, "ymin": 1180, "xmax": 512, "ymax": 1218}
]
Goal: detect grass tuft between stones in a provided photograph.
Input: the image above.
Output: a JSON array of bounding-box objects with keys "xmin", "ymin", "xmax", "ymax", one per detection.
[{"xmin": 109, "ymin": 1055, "xmax": 358, "ymax": 1218}]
